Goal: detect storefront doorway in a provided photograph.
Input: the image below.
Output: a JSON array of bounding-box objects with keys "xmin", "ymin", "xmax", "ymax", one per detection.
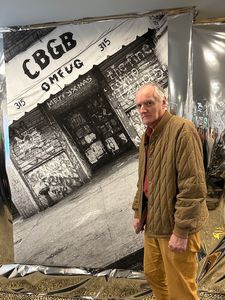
[{"xmin": 61, "ymin": 94, "xmax": 132, "ymax": 170}]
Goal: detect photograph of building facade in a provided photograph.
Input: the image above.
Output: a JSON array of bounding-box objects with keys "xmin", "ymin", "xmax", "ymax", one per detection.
[
  {"xmin": 3, "ymin": 15, "xmax": 168, "ymax": 267},
  {"xmin": 4, "ymin": 16, "xmax": 167, "ymax": 218}
]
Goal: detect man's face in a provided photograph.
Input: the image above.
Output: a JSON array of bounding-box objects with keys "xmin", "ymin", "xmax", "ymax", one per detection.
[{"xmin": 135, "ymin": 85, "xmax": 166, "ymax": 128}]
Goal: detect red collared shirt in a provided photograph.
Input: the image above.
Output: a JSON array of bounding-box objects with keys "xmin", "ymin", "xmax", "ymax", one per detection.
[{"xmin": 143, "ymin": 127, "xmax": 153, "ymax": 197}]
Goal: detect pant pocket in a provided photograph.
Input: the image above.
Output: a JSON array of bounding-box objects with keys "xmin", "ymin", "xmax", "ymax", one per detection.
[{"xmin": 188, "ymin": 232, "xmax": 201, "ymax": 252}]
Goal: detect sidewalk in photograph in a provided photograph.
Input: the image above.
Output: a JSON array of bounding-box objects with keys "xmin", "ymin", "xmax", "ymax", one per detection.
[{"xmin": 13, "ymin": 149, "xmax": 144, "ymax": 268}]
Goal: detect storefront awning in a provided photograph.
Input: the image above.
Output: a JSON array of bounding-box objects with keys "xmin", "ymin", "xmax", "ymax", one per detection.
[{"xmin": 4, "ymin": 17, "xmax": 160, "ymax": 124}]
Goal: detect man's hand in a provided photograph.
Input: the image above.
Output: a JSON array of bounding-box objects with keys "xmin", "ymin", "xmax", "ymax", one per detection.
[
  {"xmin": 133, "ymin": 218, "xmax": 142, "ymax": 234},
  {"xmin": 168, "ymin": 233, "xmax": 188, "ymax": 253}
]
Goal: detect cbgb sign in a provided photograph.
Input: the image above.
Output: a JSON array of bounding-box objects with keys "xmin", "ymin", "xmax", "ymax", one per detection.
[
  {"xmin": 22, "ymin": 32, "xmax": 84, "ymax": 91},
  {"xmin": 5, "ymin": 18, "xmax": 156, "ymax": 123}
]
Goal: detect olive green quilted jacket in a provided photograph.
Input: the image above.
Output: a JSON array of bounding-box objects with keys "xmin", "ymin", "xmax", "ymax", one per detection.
[{"xmin": 132, "ymin": 111, "xmax": 209, "ymax": 238}]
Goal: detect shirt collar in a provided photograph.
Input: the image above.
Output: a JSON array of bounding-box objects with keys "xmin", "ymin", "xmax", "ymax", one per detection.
[{"xmin": 143, "ymin": 111, "xmax": 173, "ymax": 145}]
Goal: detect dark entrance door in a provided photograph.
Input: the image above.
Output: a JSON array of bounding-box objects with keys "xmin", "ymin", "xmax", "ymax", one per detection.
[{"xmin": 62, "ymin": 94, "xmax": 132, "ymax": 170}]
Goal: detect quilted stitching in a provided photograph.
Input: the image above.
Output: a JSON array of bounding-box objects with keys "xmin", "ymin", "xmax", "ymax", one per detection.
[{"xmin": 132, "ymin": 111, "xmax": 209, "ymax": 238}]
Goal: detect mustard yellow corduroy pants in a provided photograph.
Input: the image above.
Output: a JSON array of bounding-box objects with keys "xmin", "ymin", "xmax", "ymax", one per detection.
[{"xmin": 144, "ymin": 233, "xmax": 201, "ymax": 300}]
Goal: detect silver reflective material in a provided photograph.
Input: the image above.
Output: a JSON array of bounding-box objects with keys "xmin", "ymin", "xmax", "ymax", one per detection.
[
  {"xmin": 192, "ymin": 23, "xmax": 225, "ymax": 294},
  {"xmin": 198, "ymin": 236, "xmax": 225, "ymax": 282},
  {"xmin": 0, "ymin": 263, "xmax": 224, "ymax": 299},
  {"xmin": 167, "ymin": 12, "xmax": 193, "ymax": 118},
  {"xmin": 0, "ymin": 34, "xmax": 14, "ymax": 264},
  {"xmin": 193, "ymin": 24, "xmax": 225, "ymax": 177},
  {"xmin": 167, "ymin": 16, "xmax": 225, "ymax": 295}
]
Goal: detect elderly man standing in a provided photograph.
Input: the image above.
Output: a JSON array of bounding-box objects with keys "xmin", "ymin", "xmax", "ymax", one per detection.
[{"xmin": 132, "ymin": 83, "xmax": 208, "ymax": 300}]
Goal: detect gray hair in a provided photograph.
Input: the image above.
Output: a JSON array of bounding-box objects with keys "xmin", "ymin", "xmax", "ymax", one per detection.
[
  {"xmin": 153, "ymin": 83, "xmax": 166, "ymax": 101},
  {"xmin": 136, "ymin": 82, "xmax": 166, "ymax": 102}
]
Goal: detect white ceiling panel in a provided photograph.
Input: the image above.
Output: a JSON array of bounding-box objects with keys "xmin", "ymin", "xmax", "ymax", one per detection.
[{"xmin": 0, "ymin": 0, "xmax": 225, "ymax": 28}]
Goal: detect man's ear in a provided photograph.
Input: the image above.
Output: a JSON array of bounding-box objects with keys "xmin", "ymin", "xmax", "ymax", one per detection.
[{"xmin": 162, "ymin": 96, "xmax": 167, "ymax": 109}]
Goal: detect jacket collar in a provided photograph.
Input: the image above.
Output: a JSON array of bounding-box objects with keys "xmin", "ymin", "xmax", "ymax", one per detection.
[{"xmin": 143, "ymin": 111, "xmax": 173, "ymax": 145}]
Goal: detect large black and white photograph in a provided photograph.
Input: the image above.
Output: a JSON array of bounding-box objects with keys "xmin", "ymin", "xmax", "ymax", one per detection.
[{"xmin": 3, "ymin": 15, "xmax": 168, "ymax": 268}]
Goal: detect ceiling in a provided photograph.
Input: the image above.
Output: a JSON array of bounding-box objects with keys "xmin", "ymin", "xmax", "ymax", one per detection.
[{"xmin": 0, "ymin": 0, "xmax": 225, "ymax": 28}]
